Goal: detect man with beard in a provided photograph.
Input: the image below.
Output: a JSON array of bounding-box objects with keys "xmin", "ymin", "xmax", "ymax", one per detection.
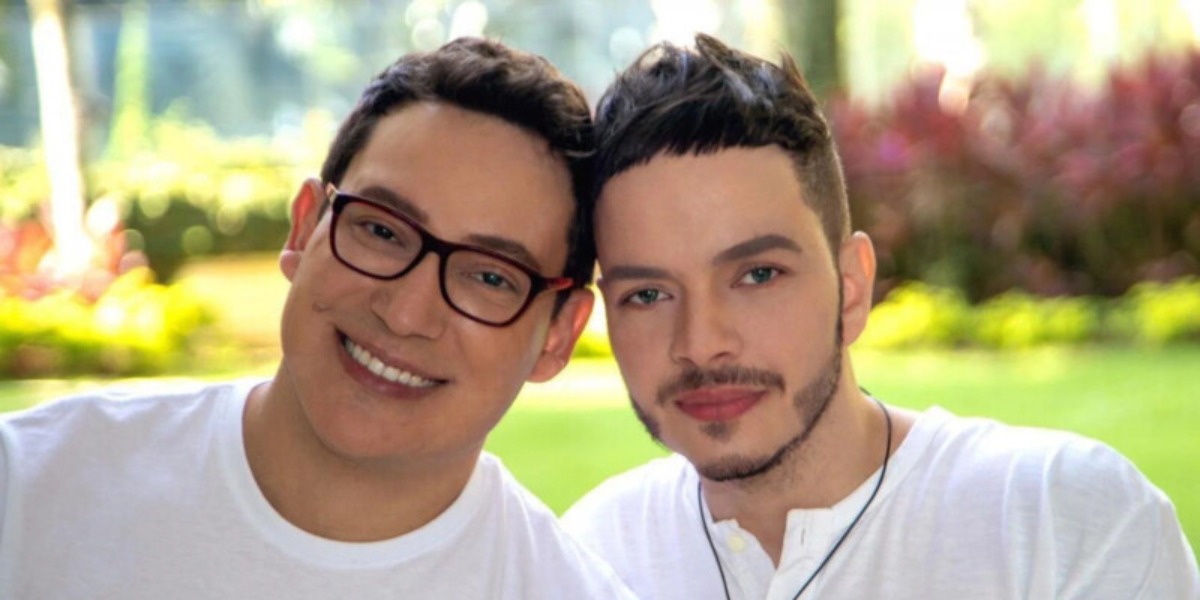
[{"xmin": 561, "ymin": 33, "xmax": 1198, "ymax": 599}]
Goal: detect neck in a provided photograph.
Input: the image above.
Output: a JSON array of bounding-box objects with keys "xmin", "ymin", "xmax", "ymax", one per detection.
[
  {"xmin": 701, "ymin": 380, "xmax": 898, "ymax": 565},
  {"xmin": 242, "ymin": 377, "xmax": 478, "ymax": 542}
]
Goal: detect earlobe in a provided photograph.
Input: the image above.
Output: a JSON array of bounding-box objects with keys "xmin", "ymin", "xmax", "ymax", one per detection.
[
  {"xmin": 280, "ymin": 178, "xmax": 327, "ymax": 282},
  {"xmin": 528, "ymin": 289, "xmax": 595, "ymax": 383},
  {"xmin": 838, "ymin": 232, "xmax": 877, "ymax": 345}
]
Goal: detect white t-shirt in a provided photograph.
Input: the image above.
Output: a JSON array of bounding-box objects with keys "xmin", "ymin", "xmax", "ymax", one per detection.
[
  {"xmin": 0, "ymin": 380, "xmax": 635, "ymax": 599},
  {"xmin": 562, "ymin": 406, "xmax": 1200, "ymax": 600}
]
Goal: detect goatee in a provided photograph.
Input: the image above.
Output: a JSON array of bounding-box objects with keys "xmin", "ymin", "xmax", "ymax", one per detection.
[{"xmin": 629, "ymin": 317, "xmax": 844, "ymax": 483}]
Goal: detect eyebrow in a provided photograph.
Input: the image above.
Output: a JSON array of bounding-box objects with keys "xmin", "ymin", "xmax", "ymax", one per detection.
[
  {"xmin": 355, "ymin": 184, "xmax": 545, "ymax": 273},
  {"xmin": 356, "ymin": 185, "xmax": 430, "ymax": 224},
  {"xmin": 464, "ymin": 234, "xmax": 544, "ymax": 273},
  {"xmin": 712, "ymin": 234, "xmax": 802, "ymax": 265},
  {"xmin": 601, "ymin": 264, "xmax": 672, "ymax": 283},
  {"xmin": 601, "ymin": 234, "xmax": 803, "ymax": 284}
]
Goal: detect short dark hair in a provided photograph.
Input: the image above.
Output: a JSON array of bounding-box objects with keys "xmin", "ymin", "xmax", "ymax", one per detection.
[
  {"xmin": 593, "ymin": 33, "xmax": 850, "ymax": 250},
  {"xmin": 321, "ymin": 37, "xmax": 596, "ymax": 295}
]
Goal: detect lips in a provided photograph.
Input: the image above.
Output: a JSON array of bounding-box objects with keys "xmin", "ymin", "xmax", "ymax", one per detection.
[
  {"xmin": 340, "ymin": 335, "xmax": 442, "ymax": 389},
  {"xmin": 674, "ymin": 388, "xmax": 764, "ymax": 422}
]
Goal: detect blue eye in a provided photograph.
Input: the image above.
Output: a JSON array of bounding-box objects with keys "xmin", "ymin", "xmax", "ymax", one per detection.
[
  {"xmin": 625, "ymin": 288, "xmax": 667, "ymax": 306},
  {"xmin": 739, "ymin": 266, "xmax": 780, "ymax": 285}
]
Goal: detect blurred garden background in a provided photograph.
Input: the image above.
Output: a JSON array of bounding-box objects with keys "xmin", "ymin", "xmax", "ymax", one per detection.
[{"xmin": 1, "ymin": 0, "xmax": 1198, "ymax": 553}]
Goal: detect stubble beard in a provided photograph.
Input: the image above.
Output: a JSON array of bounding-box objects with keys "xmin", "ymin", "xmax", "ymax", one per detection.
[{"xmin": 630, "ymin": 316, "xmax": 844, "ymax": 484}]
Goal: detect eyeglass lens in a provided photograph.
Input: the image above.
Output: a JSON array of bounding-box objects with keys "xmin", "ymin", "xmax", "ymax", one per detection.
[{"xmin": 334, "ymin": 200, "xmax": 534, "ymax": 324}]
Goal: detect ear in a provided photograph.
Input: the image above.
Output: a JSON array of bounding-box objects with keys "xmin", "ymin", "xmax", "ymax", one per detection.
[
  {"xmin": 279, "ymin": 178, "xmax": 327, "ymax": 282},
  {"xmin": 527, "ymin": 288, "xmax": 595, "ymax": 383},
  {"xmin": 837, "ymin": 231, "xmax": 877, "ymax": 346}
]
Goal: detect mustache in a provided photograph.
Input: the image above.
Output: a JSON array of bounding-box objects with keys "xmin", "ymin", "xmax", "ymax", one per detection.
[{"xmin": 656, "ymin": 365, "xmax": 785, "ymax": 405}]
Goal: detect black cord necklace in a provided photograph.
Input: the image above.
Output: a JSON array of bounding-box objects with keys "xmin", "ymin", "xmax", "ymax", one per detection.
[{"xmin": 697, "ymin": 397, "xmax": 893, "ymax": 600}]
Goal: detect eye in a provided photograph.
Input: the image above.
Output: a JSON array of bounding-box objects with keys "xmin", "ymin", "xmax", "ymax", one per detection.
[
  {"xmin": 473, "ymin": 270, "xmax": 517, "ymax": 291},
  {"xmin": 738, "ymin": 266, "xmax": 781, "ymax": 286},
  {"xmin": 451, "ymin": 254, "xmax": 528, "ymax": 298},
  {"xmin": 365, "ymin": 222, "xmax": 398, "ymax": 242},
  {"xmin": 622, "ymin": 288, "xmax": 670, "ymax": 306}
]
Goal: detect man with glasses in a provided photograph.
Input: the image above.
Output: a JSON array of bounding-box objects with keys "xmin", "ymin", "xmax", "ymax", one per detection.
[
  {"xmin": 0, "ymin": 38, "xmax": 634, "ymax": 598},
  {"xmin": 327, "ymin": 190, "xmax": 575, "ymax": 327}
]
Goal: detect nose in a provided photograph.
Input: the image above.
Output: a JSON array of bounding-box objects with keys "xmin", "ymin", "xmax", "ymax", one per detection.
[
  {"xmin": 369, "ymin": 253, "xmax": 450, "ymax": 339},
  {"xmin": 669, "ymin": 294, "xmax": 742, "ymax": 368}
]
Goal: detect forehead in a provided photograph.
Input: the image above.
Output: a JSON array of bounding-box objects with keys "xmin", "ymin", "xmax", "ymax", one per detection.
[
  {"xmin": 341, "ymin": 102, "xmax": 575, "ymax": 268},
  {"xmin": 595, "ymin": 146, "xmax": 826, "ymax": 266}
]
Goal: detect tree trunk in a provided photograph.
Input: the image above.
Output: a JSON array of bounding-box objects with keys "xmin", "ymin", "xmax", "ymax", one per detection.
[
  {"xmin": 779, "ymin": 0, "xmax": 843, "ymax": 98},
  {"xmin": 27, "ymin": 0, "xmax": 91, "ymax": 279}
]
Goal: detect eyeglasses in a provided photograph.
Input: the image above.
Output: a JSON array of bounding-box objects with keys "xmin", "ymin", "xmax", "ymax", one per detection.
[{"xmin": 328, "ymin": 189, "xmax": 573, "ymax": 327}]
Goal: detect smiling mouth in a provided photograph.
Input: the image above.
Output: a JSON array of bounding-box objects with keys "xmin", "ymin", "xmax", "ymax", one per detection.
[{"xmin": 341, "ymin": 336, "xmax": 441, "ymax": 388}]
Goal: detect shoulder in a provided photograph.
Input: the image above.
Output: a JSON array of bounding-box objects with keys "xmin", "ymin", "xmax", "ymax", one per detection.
[
  {"xmin": 1, "ymin": 379, "xmax": 255, "ymax": 470},
  {"xmin": 560, "ymin": 454, "xmax": 697, "ymax": 572},
  {"xmin": 3, "ymin": 378, "xmax": 249, "ymax": 419},
  {"xmin": 913, "ymin": 408, "xmax": 1156, "ymax": 502},
  {"xmin": 476, "ymin": 452, "xmax": 562, "ymax": 525},
  {"xmin": 559, "ymin": 454, "xmax": 711, "ymax": 599},
  {"xmin": 562, "ymin": 453, "xmax": 691, "ymax": 533},
  {"xmin": 900, "ymin": 409, "xmax": 1198, "ymax": 597},
  {"xmin": 474, "ymin": 454, "xmax": 638, "ymax": 599}
]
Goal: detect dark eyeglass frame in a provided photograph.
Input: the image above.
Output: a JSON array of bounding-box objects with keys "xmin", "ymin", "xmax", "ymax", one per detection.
[{"xmin": 328, "ymin": 189, "xmax": 574, "ymax": 327}]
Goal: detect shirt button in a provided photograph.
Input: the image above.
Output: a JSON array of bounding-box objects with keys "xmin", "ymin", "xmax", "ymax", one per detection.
[{"xmin": 727, "ymin": 533, "xmax": 747, "ymax": 553}]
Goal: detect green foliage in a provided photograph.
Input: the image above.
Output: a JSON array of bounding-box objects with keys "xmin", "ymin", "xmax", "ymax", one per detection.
[
  {"xmin": 972, "ymin": 292, "xmax": 1101, "ymax": 349},
  {"xmin": 830, "ymin": 48, "xmax": 1200, "ymax": 302},
  {"xmin": 90, "ymin": 117, "xmax": 301, "ymax": 280},
  {"xmin": 1110, "ymin": 277, "xmax": 1200, "ymax": 345},
  {"xmin": 858, "ymin": 282, "xmax": 972, "ymax": 348},
  {"xmin": 0, "ymin": 267, "xmax": 214, "ymax": 378},
  {"xmin": 1, "ymin": 191, "xmax": 217, "ymax": 378},
  {"xmin": 2, "ymin": 114, "xmax": 310, "ymax": 282},
  {"xmin": 571, "ymin": 326, "xmax": 614, "ymax": 359},
  {"xmin": 861, "ymin": 279, "xmax": 1197, "ymax": 350},
  {"xmin": 0, "ymin": 147, "xmax": 49, "ymax": 221}
]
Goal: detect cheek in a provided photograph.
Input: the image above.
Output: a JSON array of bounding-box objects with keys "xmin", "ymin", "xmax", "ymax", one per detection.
[
  {"xmin": 291, "ymin": 248, "xmax": 352, "ymax": 297},
  {"xmin": 606, "ymin": 314, "xmax": 668, "ymax": 390},
  {"xmin": 763, "ymin": 315, "xmax": 840, "ymax": 384},
  {"xmin": 466, "ymin": 320, "xmax": 547, "ymax": 384},
  {"xmin": 735, "ymin": 281, "xmax": 836, "ymax": 331}
]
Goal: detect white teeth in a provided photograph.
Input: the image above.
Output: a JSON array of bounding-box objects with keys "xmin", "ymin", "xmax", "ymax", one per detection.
[{"xmin": 343, "ymin": 338, "xmax": 437, "ymax": 388}]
